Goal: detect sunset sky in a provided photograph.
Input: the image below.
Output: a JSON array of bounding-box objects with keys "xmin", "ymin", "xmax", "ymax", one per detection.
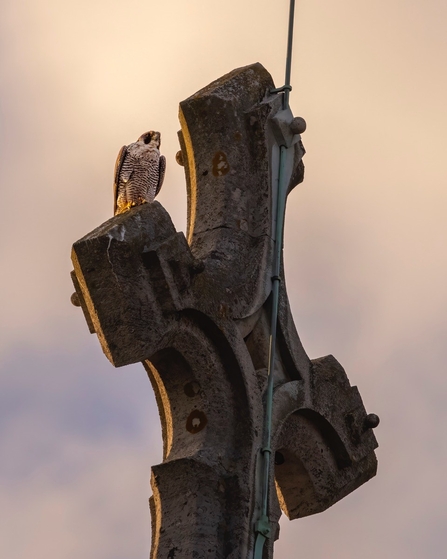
[{"xmin": 1, "ymin": 1, "xmax": 446, "ymax": 558}]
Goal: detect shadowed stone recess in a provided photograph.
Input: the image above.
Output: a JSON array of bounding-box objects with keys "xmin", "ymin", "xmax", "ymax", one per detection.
[{"xmin": 71, "ymin": 63, "xmax": 378, "ymax": 559}]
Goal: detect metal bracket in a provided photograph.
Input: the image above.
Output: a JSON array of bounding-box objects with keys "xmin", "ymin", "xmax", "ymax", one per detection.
[
  {"xmin": 255, "ymin": 515, "xmax": 271, "ymax": 538},
  {"xmin": 270, "ymin": 85, "xmax": 293, "ymax": 94}
]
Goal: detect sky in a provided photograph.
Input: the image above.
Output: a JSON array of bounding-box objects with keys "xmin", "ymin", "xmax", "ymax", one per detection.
[{"xmin": 0, "ymin": 0, "xmax": 446, "ymax": 557}]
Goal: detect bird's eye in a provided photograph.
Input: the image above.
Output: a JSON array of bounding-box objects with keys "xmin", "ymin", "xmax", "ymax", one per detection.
[{"xmin": 144, "ymin": 134, "xmax": 151, "ymax": 144}]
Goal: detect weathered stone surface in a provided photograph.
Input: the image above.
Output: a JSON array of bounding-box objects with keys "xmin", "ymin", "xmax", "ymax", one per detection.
[
  {"xmin": 272, "ymin": 355, "xmax": 378, "ymax": 519},
  {"xmin": 72, "ymin": 202, "xmax": 196, "ymax": 367},
  {"xmin": 71, "ymin": 63, "xmax": 378, "ymax": 558},
  {"xmin": 178, "ymin": 62, "xmax": 305, "ymax": 321}
]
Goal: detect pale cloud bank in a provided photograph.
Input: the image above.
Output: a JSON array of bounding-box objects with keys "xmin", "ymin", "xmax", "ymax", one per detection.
[{"xmin": 1, "ymin": 1, "xmax": 446, "ymax": 557}]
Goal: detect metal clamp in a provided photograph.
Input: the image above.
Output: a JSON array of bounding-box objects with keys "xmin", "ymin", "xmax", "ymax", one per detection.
[
  {"xmin": 255, "ymin": 515, "xmax": 271, "ymax": 538},
  {"xmin": 270, "ymin": 85, "xmax": 293, "ymax": 94}
]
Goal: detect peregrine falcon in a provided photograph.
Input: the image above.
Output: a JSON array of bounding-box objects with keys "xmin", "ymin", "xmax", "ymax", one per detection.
[{"xmin": 113, "ymin": 131, "xmax": 166, "ymax": 215}]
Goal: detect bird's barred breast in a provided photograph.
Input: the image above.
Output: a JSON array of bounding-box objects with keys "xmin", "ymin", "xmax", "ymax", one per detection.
[{"xmin": 116, "ymin": 141, "xmax": 162, "ymax": 210}]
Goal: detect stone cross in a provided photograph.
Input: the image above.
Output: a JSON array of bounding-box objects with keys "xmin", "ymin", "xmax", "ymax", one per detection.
[{"xmin": 71, "ymin": 63, "xmax": 378, "ymax": 559}]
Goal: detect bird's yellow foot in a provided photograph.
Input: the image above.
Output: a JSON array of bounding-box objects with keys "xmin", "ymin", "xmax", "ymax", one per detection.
[
  {"xmin": 116, "ymin": 199, "xmax": 147, "ymax": 215},
  {"xmin": 132, "ymin": 198, "xmax": 147, "ymax": 207}
]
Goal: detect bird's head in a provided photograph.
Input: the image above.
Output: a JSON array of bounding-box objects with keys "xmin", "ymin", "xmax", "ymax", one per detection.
[{"xmin": 138, "ymin": 131, "xmax": 161, "ymax": 148}]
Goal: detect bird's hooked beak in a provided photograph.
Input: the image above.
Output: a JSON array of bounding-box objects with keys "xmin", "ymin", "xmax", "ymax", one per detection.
[{"xmin": 151, "ymin": 131, "xmax": 161, "ymax": 148}]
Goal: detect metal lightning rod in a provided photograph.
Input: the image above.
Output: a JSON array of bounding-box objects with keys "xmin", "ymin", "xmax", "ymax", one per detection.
[{"xmin": 253, "ymin": 1, "xmax": 297, "ymax": 558}]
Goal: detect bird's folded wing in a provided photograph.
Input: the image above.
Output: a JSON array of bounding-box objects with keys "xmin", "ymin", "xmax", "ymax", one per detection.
[{"xmin": 156, "ymin": 154, "xmax": 166, "ymax": 196}]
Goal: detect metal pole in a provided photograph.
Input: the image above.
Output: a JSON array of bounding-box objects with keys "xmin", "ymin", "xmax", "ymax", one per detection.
[
  {"xmin": 253, "ymin": 2, "xmax": 296, "ymax": 556},
  {"xmin": 284, "ymin": 0, "xmax": 295, "ymax": 108}
]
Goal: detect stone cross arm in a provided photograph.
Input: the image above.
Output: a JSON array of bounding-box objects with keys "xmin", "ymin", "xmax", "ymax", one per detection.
[{"xmin": 71, "ymin": 63, "xmax": 378, "ymax": 559}]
